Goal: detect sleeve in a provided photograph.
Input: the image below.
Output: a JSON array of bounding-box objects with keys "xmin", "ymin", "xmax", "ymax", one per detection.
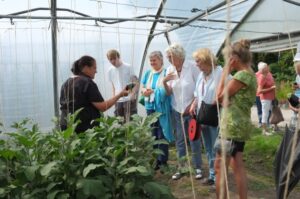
[
  {"xmin": 191, "ymin": 64, "xmax": 200, "ymax": 83},
  {"xmin": 234, "ymin": 71, "xmax": 254, "ymax": 87},
  {"xmin": 257, "ymin": 74, "xmax": 266, "ymax": 87},
  {"xmin": 129, "ymin": 66, "xmax": 138, "ymax": 82},
  {"xmin": 87, "ymin": 81, "xmax": 104, "ymax": 103},
  {"xmin": 141, "ymin": 70, "xmax": 150, "ymax": 86},
  {"xmin": 194, "ymin": 75, "xmax": 201, "ymax": 97},
  {"xmin": 107, "ymin": 68, "xmax": 112, "ymax": 83}
]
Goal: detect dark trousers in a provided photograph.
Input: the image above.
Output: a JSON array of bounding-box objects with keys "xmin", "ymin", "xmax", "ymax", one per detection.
[
  {"xmin": 146, "ymin": 109, "xmax": 169, "ymax": 164},
  {"xmin": 114, "ymin": 100, "xmax": 137, "ymax": 122}
]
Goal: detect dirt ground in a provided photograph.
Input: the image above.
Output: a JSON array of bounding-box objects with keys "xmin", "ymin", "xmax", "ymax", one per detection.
[{"xmin": 155, "ymin": 106, "xmax": 300, "ymax": 199}]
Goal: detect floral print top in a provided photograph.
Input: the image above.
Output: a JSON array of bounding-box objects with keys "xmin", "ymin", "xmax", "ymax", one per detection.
[{"xmin": 220, "ymin": 70, "xmax": 257, "ymax": 141}]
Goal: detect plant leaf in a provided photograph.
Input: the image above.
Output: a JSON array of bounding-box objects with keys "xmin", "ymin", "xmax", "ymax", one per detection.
[
  {"xmin": 24, "ymin": 165, "xmax": 39, "ymax": 181},
  {"xmin": 143, "ymin": 182, "xmax": 174, "ymax": 199},
  {"xmin": 40, "ymin": 162, "xmax": 57, "ymax": 176},
  {"xmin": 125, "ymin": 166, "xmax": 150, "ymax": 176},
  {"xmin": 76, "ymin": 179, "xmax": 107, "ymax": 198},
  {"xmin": 83, "ymin": 163, "xmax": 103, "ymax": 177},
  {"xmin": 47, "ymin": 190, "xmax": 63, "ymax": 199}
]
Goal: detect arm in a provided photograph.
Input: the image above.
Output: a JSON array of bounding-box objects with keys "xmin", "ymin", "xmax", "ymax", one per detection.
[
  {"xmin": 256, "ymin": 74, "xmax": 276, "ymax": 94},
  {"xmin": 217, "ymin": 78, "xmax": 246, "ymax": 106},
  {"xmin": 163, "ymin": 73, "xmax": 177, "ymax": 96},
  {"xmin": 217, "ymin": 65, "xmax": 231, "ymax": 101},
  {"xmin": 189, "ymin": 98, "xmax": 198, "ymax": 116},
  {"xmin": 257, "ymin": 85, "xmax": 276, "ymax": 94},
  {"xmin": 92, "ymin": 89, "xmax": 128, "ymax": 112}
]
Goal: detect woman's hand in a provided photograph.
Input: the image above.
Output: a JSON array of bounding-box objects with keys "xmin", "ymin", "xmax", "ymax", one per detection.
[
  {"xmin": 189, "ymin": 101, "xmax": 197, "ymax": 116},
  {"xmin": 143, "ymin": 88, "xmax": 153, "ymax": 97},
  {"xmin": 163, "ymin": 72, "xmax": 177, "ymax": 83},
  {"xmin": 271, "ymin": 85, "xmax": 276, "ymax": 90},
  {"xmin": 119, "ymin": 88, "xmax": 130, "ymax": 97}
]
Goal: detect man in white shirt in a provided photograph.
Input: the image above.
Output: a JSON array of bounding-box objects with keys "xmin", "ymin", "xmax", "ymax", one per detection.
[{"xmin": 107, "ymin": 49, "xmax": 138, "ymax": 122}]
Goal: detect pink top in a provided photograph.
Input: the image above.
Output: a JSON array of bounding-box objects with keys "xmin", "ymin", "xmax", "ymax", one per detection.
[
  {"xmin": 257, "ymin": 72, "xmax": 275, "ymax": 100},
  {"xmin": 255, "ymin": 71, "xmax": 261, "ymax": 96}
]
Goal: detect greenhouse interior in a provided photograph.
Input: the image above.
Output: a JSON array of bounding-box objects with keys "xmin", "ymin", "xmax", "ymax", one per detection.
[{"xmin": 1, "ymin": 0, "xmax": 300, "ymax": 198}]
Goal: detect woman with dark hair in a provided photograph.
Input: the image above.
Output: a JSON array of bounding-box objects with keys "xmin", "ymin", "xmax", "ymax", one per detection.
[
  {"xmin": 60, "ymin": 55, "xmax": 128, "ymax": 133},
  {"xmin": 215, "ymin": 40, "xmax": 257, "ymax": 199}
]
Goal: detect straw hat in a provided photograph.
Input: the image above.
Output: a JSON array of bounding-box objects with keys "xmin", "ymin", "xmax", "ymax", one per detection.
[{"xmin": 294, "ymin": 42, "xmax": 300, "ymax": 62}]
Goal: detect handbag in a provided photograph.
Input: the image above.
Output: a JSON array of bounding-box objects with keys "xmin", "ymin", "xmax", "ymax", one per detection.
[
  {"xmin": 270, "ymin": 104, "xmax": 284, "ymax": 124},
  {"xmin": 188, "ymin": 117, "xmax": 201, "ymax": 141},
  {"xmin": 197, "ymin": 101, "xmax": 218, "ymax": 127},
  {"xmin": 138, "ymin": 95, "xmax": 145, "ymax": 106}
]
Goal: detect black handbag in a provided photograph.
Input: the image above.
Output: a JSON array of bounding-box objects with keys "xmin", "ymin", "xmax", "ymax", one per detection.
[{"xmin": 197, "ymin": 101, "xmax": 219, "ymax": 127}]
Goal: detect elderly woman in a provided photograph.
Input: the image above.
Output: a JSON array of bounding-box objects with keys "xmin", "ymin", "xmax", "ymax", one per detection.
[
  {"xmin": 257, "ymin": 62, "xmax": 276, "ymax": 135},
  {"xmin": 140, "ymin": 51, "xmax": 174, "ymax": 171},
  {"xmin": 189, "ymin": 48, "xmax": 222, "ymax": 186},
  {"xmin": 215, "ymin": 39, "xmax": 257, "ymax": 199},
  {"xmin": 163, "ymin": 43, "xmax": 202, "ymax": 180}
]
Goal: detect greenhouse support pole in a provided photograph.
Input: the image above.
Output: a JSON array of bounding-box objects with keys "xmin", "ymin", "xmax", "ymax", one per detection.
[
  {"xmin": 138, "ymin": 0, "xmax": 167, "ymax": 81},
  {"xmin": 51, "ymin": 0, "xmax": 59, "ymax": 119}
]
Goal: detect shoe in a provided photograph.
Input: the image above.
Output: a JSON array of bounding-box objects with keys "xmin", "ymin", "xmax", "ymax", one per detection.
[
  {"xmin": 195, "ymin": 169, "xmax": 203, "ymax": 179},
  {"xmin": 154, "ymin": 160, "xmax": 162, "ymax": 171},
  {"xmin": 172, "ymin": 172, "xmax": 182, "ymax": 180},
  {"xmin": 263, "ymin": 131, "xmax": 272, "ymax": 136},
  {"xmin": 154, "ymin": 163, "xmax": 160, "ymax": 171},
  {"xmin": 201, "ymin": 178, "xmax": 215, "ymax": 186}
]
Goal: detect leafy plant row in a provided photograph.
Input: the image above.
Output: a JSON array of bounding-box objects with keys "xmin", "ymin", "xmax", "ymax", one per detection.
[{"xmin": 0, "ymin": 112, "xmax": 174, "ymax": 199}]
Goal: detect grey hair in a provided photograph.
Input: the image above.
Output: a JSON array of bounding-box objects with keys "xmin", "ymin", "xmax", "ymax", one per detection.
[
  {"xmin": 165, "ymin": 43, "xmax": 186, "ymax": 60},
  {"xmin": 149, "ymin": 51, "xmax": 163, "ymax": 61},
  {"xmin": 258, "ymin": 61, "xmax": 268, "ymax": 71}
]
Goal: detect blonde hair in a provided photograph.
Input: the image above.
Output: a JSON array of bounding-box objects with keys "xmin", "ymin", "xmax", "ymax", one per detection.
[
  {"xmin": 106, "ymin": 49, "xmax": 120, "ymax": 59},
  {"xmin": 165, "ymin": 43, "xmax": 185, "ymax": 60},
  {"xmin": 295, "ymin": 61, "xmax": 300, "ymax": 70},
  {"xmin": 192, "ymin": 48, "xmax": 217, "ymax": 67},
  {"xmin": 223, "ymin": 39, "xmax": 252, "ymax": 65}
]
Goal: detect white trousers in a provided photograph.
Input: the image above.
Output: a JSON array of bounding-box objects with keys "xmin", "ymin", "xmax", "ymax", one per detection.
[{"xmin": 261, "ymin": 99, "xmax": 272, "ymax": 124}]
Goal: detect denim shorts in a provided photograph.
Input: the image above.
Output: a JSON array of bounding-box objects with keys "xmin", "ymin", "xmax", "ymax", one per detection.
[{"xmin": 214, "ymin": 137, "xmax": 245, "ymax": 157}]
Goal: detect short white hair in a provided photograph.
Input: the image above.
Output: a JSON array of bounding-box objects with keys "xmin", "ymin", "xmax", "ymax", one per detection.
[
  {"xmin": 165, "ymin": 43, "xmax": 185, "ymax": 60},
  {"xmin": 258, "ymin": 62, "xmax": 268, "ymax": 71}
]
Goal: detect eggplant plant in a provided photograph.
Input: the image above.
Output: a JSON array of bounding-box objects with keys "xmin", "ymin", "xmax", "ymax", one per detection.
[{"xmin": 0, "ymin": 112, "xmax": 174, "ymax": 199}]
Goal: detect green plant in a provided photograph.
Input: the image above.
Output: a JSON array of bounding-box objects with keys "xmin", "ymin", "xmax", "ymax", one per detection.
[
  {"xmin": 275, "ymin": 81, "xmax": 293, "ymax": 102},
  {"xmin": 0, "ymin": 112, "xmax": 174, "ymax": 199}
]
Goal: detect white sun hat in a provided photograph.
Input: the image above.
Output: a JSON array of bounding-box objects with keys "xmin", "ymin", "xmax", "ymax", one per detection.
[{"xmin": 294, "ymin": 42, "xmax": 300, "ymax": 62}]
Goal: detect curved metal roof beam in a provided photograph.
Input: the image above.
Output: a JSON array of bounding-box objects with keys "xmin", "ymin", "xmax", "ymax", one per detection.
[
  {"xmin": 138, "ymin": 0, "xmax": 168, "ymax": 81},
  {"xmin": 283, "ymin": 0, "xmax": 300, "ymax": 6},
  {"xmin": 152, "ymin": 0, "xmax": 228, "ymax": 37}
]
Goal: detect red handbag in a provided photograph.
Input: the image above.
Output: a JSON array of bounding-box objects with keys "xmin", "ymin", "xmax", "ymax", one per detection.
[{"xmin": 188, "ymin": 117, "xmax": 201, "ymax": 141}]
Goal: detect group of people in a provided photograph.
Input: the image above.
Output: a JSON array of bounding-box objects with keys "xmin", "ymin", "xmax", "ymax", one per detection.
[{"xmin": 59, "ymin": 39, "xmax": 258, "ymax": 199}]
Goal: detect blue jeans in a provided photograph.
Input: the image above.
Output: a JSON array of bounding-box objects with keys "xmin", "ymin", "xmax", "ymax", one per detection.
[
  {"xmin": 256, "ymin": 96, "xmax": 262, "ymax": 124},
  {"xmin": 201, "ymin": 125, "xmax": 219, "ymax": 181},
  {"xmin": 172, "ymin": 109, "xmax": 202, "ymax": 169},
  {"xmin": 147, "ymin": 109, "xmax": 168, "ymax": 164}
]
